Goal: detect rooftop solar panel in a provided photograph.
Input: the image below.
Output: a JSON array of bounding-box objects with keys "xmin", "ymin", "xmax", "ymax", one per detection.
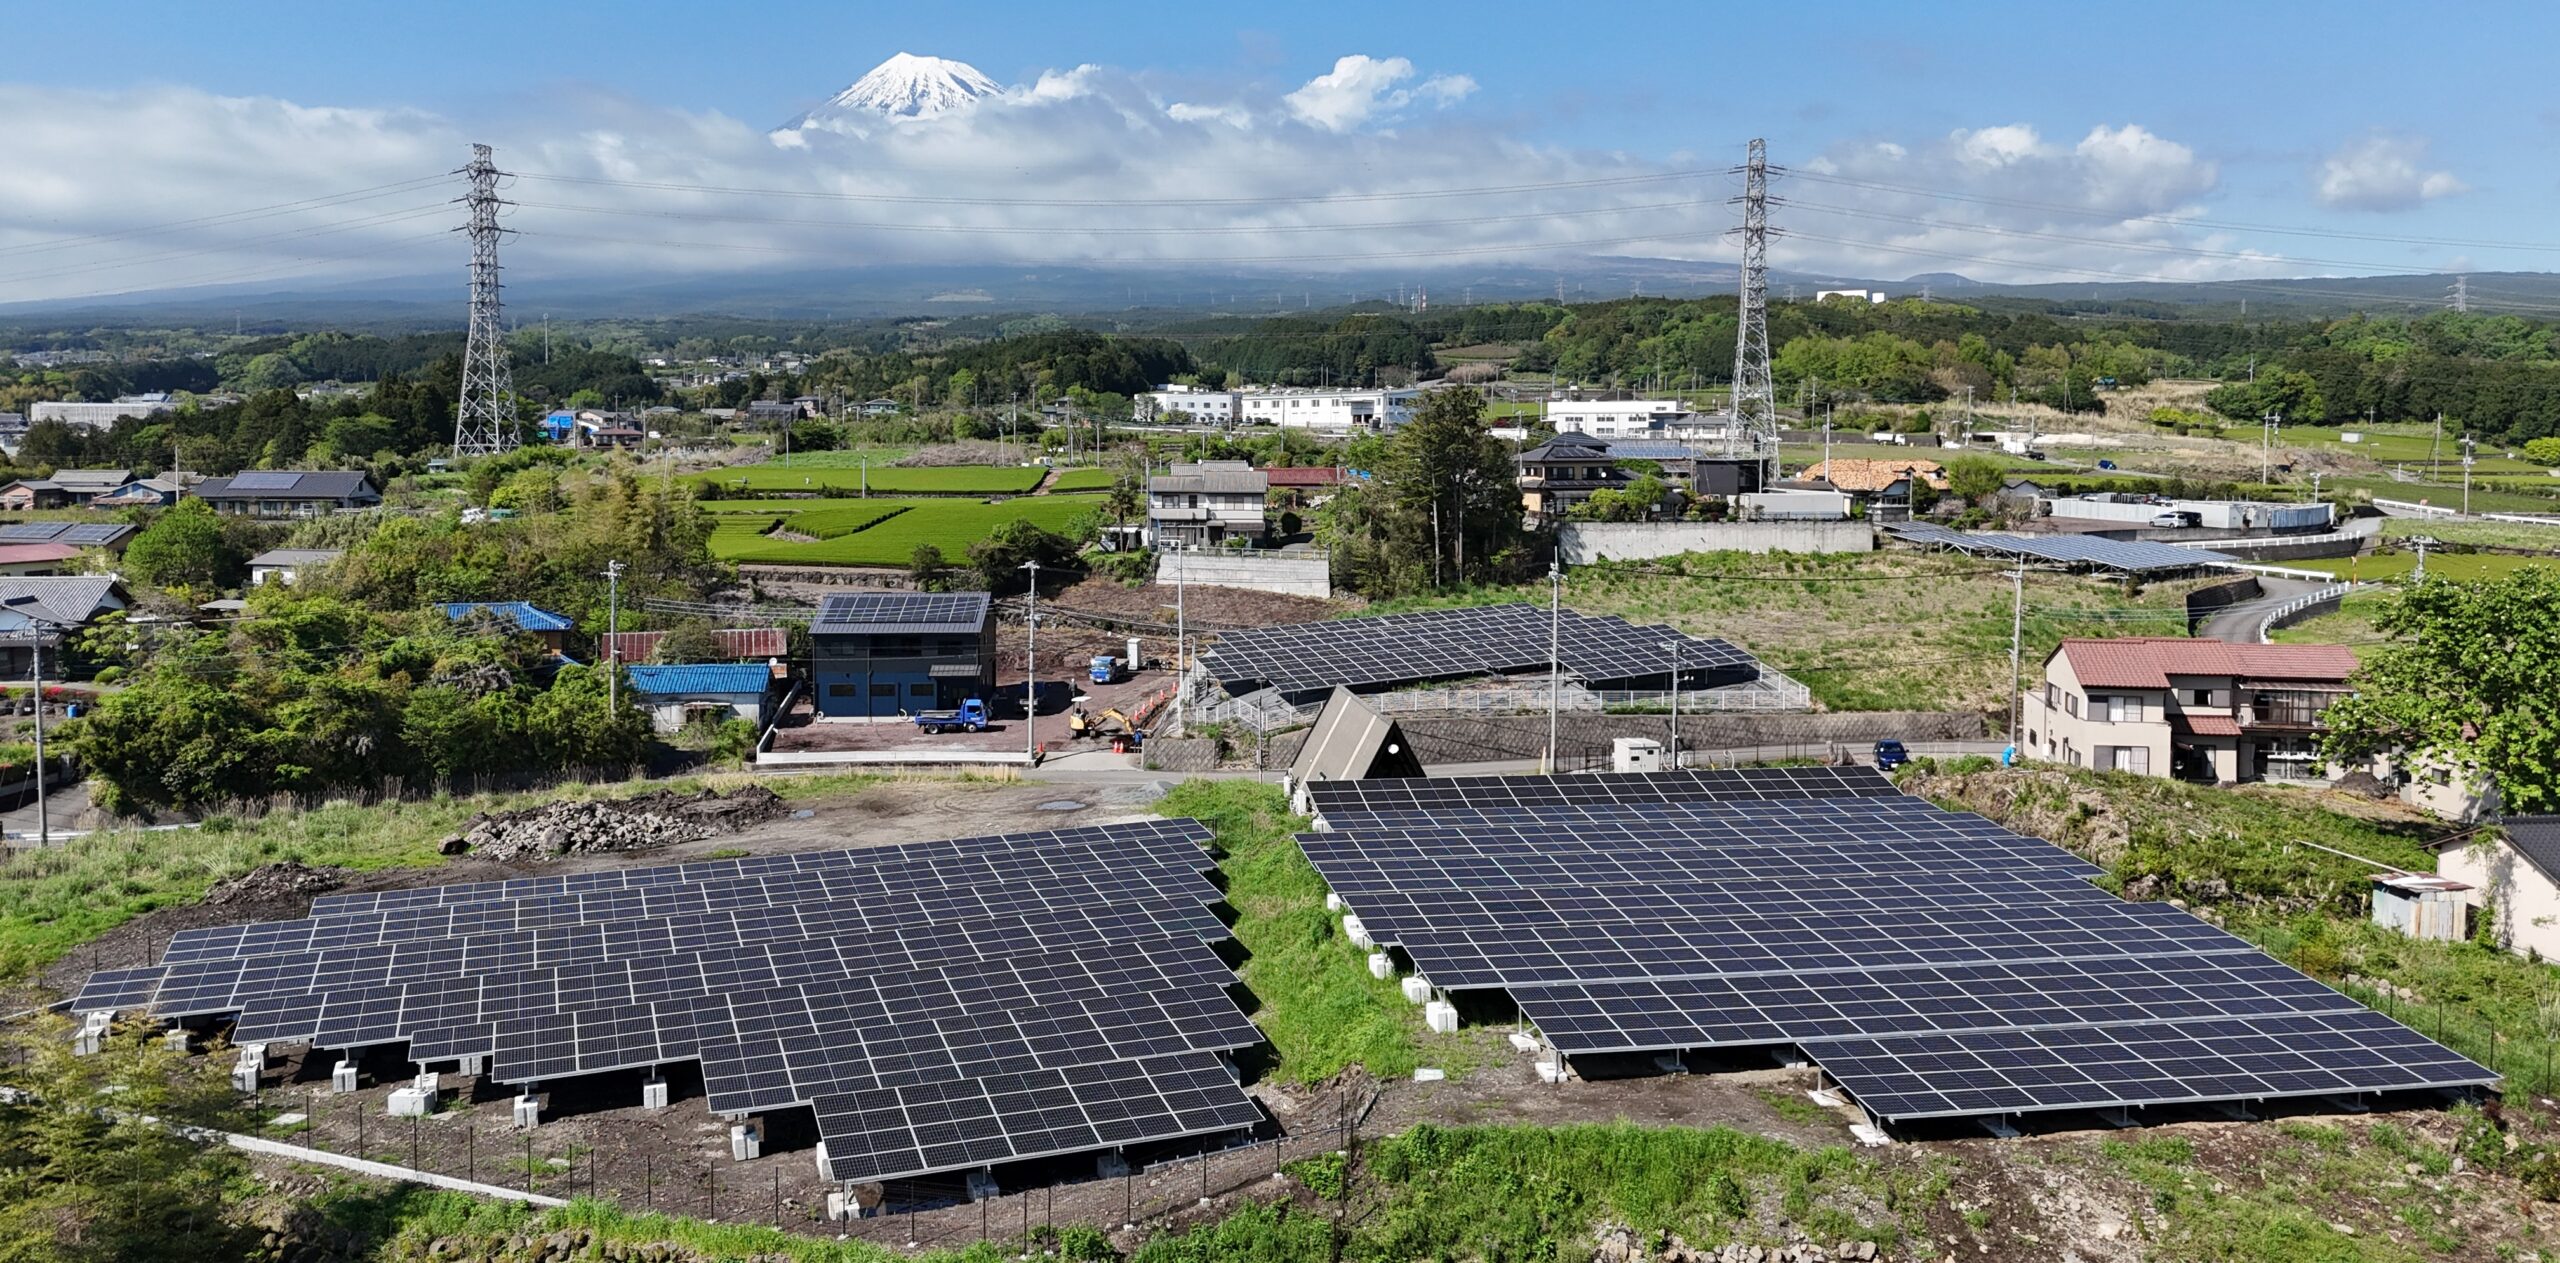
[
  {"xmin": 0, "ymin": 523, "xmax": 63, "ymax": 542},
  {"xmin": 1295, "ymin": 771, "xmax": 2495, "ymax": 1124},
  {"xmin": 225, "ymin": 470, "xmax": 304, "ymax": 492}
]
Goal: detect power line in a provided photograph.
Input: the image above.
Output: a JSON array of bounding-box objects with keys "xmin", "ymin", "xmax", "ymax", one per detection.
[
  {"xmin": 506, "ymin": 195, "xmax": 1731, "ymax": 238},
  {"xmin": 0, "ymin": 174, "xmax": 451, "ymax": 259},
  {"xmin": 509, "ymin": 167, "xmax": 1727, "ymax": 208}
]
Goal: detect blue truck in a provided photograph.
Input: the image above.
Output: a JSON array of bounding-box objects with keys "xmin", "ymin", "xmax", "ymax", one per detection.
[{"xmin": 912, "ymin": 698, "xmax": 992, "ymax": 735}]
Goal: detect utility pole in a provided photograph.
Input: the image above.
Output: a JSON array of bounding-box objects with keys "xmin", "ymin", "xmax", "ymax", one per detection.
[
  {"xmin": 1661, "ymin": 640, "xmax": 1683, "ymax": 768},
  {"xmin": 2006, "ymin": 567, "xmax": 2025, "ymax": 752},
  {"xmin": 2432, "ymin": 411, "xmax": 2444, "ymax": 468},
  {"xmin": 1546, "ymin": 562, "xmax": 1562, "ymax": 775},
  {"xmin": 2261, "ymin": 410, "xmax": 2281, "ymax": 488},
  {"xmin": 1021, "ymin": 560, "xmax": 1040, "ymax": 764},
  {"xmin": 601, "ymin": 561, "xmax": 624, "ymax": 710},
  {"xmin": 2462, "ymin": 434, "xmax": 2476, "ymax": 515},
  {"xmin": 453, "ymin": 144, "xmax": 519, "ymax": 457},
  {"xmin": 1727, "ymin": 138, "xmax": 1779, "ymax": 485}
]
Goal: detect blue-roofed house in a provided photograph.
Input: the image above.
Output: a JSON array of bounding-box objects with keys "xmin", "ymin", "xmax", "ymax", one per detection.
[
  {"xmin": 442, "ymin": 601, "xmax": 576, "ymax": 655},
  {"xmin": 623, "ymin": 663, "xmax": 779, "ymax": 732}
]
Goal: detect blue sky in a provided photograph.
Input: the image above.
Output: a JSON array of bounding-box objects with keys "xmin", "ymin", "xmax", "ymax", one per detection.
[{"xmin": 6, "ymin": 1, "xmax": 2554, "ymax": 302}]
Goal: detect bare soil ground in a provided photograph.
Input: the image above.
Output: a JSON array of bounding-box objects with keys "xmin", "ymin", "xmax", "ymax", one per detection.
[{"xmin": 1046, "ymin": 576, "xmax": 1345, "ymax": 631}]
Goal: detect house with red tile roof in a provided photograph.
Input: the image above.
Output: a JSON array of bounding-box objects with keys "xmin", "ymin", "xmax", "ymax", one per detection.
[{"xmin": 2017, "ymin": 636, "xmax": 2361, "ymax": 784}]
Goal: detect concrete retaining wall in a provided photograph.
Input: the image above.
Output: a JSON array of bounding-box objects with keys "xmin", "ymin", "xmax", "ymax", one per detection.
[
  {"xmin": 1156, "ymin": 551, "xmax": 1332, "ymax": 599},
  {"xmin": 1558, "ymin": 520, "xmax": 1874, "ymax": 563},
  {"xmin": 2199, "ymin": 534, "xmax": 2365, "ymax": 562},
  {"xmin": 2184, "ymin": 577, "xmax": 2261, "ymax": 633}
]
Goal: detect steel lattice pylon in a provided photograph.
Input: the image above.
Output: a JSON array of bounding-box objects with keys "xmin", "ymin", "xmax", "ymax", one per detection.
[
  {"xmin": 1727, "ymin": 138, "xmax": 1778, "ymax": 485},
  {"xmin": 452, "ymin": 143, "xmax": 519, "ymax": 457}
]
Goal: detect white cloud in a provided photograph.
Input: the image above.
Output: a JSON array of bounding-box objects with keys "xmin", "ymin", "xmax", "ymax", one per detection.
[
  {"xmin": 1282, "ymin": 55, "xmax": 1473, "ymax": 131},
  {"xmin": 0, "ymin": 77, "xmax": 2346, "ymax": 306},
  {"xmin": 2316, "ymin": 135, "xmax": 2467, "ymax": 212}
]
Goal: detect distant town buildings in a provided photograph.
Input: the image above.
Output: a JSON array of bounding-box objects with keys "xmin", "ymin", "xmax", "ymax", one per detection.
[
  {"xmin": 29, "ymin": 394, "xmax": 179, "ymax": 429},
  {"xmin": 1543, "ymin": 399, "xmax": 1700, "ymax": 438}
]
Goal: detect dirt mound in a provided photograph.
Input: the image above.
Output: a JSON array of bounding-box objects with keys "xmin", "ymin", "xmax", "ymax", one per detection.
[
  {"xmin": 203, "ymin": 861, "xmax": 349, "ymax": 907},
  {"xmin": 442, "ymin": 785, "xmax": 787, "ymax": 863}
]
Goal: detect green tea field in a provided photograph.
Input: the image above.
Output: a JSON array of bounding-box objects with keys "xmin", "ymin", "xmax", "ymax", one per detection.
[
  {"xmin": 694, "ymin": 462, "xmax": 1049, "ymax": 495},
  {"xmin": 711, "ymin": 494, "xmax": 1106, "ymax": 565}
]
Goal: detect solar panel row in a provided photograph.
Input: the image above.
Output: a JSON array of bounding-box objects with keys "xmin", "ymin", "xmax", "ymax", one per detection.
[
  {"xmin": 1297, "ymin": 769, "xmax": 2496, "ymax": 1123},
  {"xmin": 75, "ymin": 820, "xmax": 1268, "ymax": 1187},
  {"xmin": 1202, "ymin": 604, "xmax": 1757, "ymax": 701},
  {"xmin": 811, "ymin": 1052, "xmax": 1261, "ymax": 1183},
  {"xmin": 1304, "ymin": 766, "xmax": 1898, "ymax": 824},
  {"xmin": 1885, "ymin": 523, "xmax": 2233, "ymax": 572}
]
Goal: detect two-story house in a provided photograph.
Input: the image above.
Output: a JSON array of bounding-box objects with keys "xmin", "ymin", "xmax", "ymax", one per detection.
[
  {"xmin": 1515, "ymin": 433, "xmax": 1629, "ymax": 525},
  {"xmin": 2018, "ymin": 637, "xmax": 2361, "ymax": 784},
  {"xmin": 1147, "ymin": 460, "xmax": 1268, "ymax": 549}
]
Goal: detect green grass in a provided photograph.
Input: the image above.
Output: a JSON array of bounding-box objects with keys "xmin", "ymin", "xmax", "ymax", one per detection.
[
  {"xmin": 2282, "ymin": 552, "xmax": 2555, "ymax": 583},
  {"xmin": 1043, "ymin": 467, "xmax": 1117, "ymax": 492},
  {"xmin": 715, "ymin": 496, "xmax": 1105, "ymax": 566},
  {"xmin": 2321, "ymin": 474, "xmax": 2560, "ymax": 515},
  {"xmin": 2270, "ymin": 591, "xmax": 2390, "ymax": 658},
  {"xmin": 2379, "ymin": 517, "xmax": 2560, "ymax": 553},
  {"xmin": 1158, "ymin": 779, "xmax": 1465, "ymax": 1081},
  {"xmin": 694, "ymin": 463, "xmax": 1045, "ymax": 496}
]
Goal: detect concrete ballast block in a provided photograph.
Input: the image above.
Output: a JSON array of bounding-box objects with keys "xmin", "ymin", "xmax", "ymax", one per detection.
[
  {"xmin": 512, "ymin": 1094, "xmax": 541, "ymax": 1129},
  {"xmin": 1400, "ymin": 976, "xmax": 1432, "ymax": 1005},
  {"xmin": 1423, "ymin": 1000, "xmax": 1459, "ymax": 1035},
  {"xmin": 164, "ymin": 1028, "xmax": 190, "ymax": 1053},
  {"xmin": 731, "ymin": 1121, "xmax": 762, "ymax": 1161},
  {"xmin": 1342, "ymin": 915, "xmax": 1372, "ymax": 949},
  {"xmin": 642, "ymin": 1078, "xmax": 670, "ymax": 1111},
  {"xmin": 1366, "ymin": 952, "xmax": 1392, "ymax": 980},
  {"xmin": 387, "ymin": 1087, "xmax": 430, "ymax": 1118},
  {"xmin": 1324, "ymin": 892, "xmax": 1344, "ymax": 913},
  {"xmin": 331, "ymin": 1061, "xmax": 360, "ymax": 1094}
]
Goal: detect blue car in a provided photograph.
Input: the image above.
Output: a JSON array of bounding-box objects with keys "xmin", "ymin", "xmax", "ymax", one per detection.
[{"xmin": 1872, "ymin": 739, "xmax": 1911, "ymax": 771}]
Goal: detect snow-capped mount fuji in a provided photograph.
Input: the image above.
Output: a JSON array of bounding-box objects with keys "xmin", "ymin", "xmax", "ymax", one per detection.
[{"xmin": 785, "ymin": 53, "xmax": 1001, "ymax": 128}]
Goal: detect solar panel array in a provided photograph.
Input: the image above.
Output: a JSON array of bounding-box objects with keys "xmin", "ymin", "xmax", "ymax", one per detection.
[
  {"xmin": 1298, "ymin": 771, "xmax": 2494, "ymax": 1123},
  {"xmin": 73, "ymin": 820, "xmax": 1265, "ymax": 1185},
  {"xmin": 811, "ymin": 591, "xmax": 992, "ymax": 635},
  {"xmin": 226, "ymin": 470, "xmax": 306, "ymax": 492},
  {"xmin": 1886, "ymin": 523, "xmax": 2233, "ymax": 572},
  {"xmin": 0, "ymin": 521, "xmax": 132, "ymax": 544},
  {"xmin": 1202, "ymin": 604, "xmax": 1758, "ymax": 701}
]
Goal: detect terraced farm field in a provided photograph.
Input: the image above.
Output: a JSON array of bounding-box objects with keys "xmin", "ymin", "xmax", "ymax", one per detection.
[
  {"xmin": 713, "ymin": 495, "xmax": 1107, "ymax": 565},
  {"xmin": 693, "ymin": 463, "xmax": 1048, "ymax": 495},
  {"xmin": 1044, "ymin": 467, "xmax": 1117, "ymax": 492}
]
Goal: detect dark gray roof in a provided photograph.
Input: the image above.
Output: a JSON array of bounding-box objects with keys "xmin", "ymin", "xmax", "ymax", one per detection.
[
  {"xmin": 2500, "ymin": 816, "xmax": 2560, "ymax": 886},
  {"xmin": 1519, "ymin": 433, "xmax": 1615, "ymax": 462},
  {"xmin": 0, "ymin": 576, "xmax": 126, "ymax": 627},
  {"xmin": 810, "ymin": 590, "xmax": 993, "ymax": 637},
  {"xmin": 195, "ymin": 471, "xmax": 380, "ymax": 501},
  {"xmin": 248, "ymin": 548, "xmax": 346, "ymax": 567}
]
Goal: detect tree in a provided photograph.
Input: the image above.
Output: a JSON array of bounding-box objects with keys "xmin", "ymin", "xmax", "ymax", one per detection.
[
  {"xmin": 0, "ymin": 1013, "xmax": 258, "ymax": 1263},
  {"xmin": 1945, "ymin": 455, "xmax": 2005, "ymax": 504},
  {"xmin": 651, "ymin": 620, "xmax": 725, "ymax": 663},
  {"xmin": 2525, "ymin": 436, "xmax": 2560, "ymax": 467},
  {"xmin": 909, "ymin": 543, "xmax": 949, "ymax": 592},
  {"xmin": 1358, "ymin": 386, "xmax": 1525, "ymax": 593},
  {"xmin": 967, "ymin": 519, "xmax": 1080, "ymax": 594},
  {"xmin": 122, "ymin": 500, "xmax": 243, "ymax": 592},
  {"xmin": 2321, "ymin": 569, "xmax": 2560, "ymax": 811}
]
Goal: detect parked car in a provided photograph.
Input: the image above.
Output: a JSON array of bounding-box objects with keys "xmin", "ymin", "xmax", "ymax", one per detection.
[
  {"xmin": 2149, "ymin": 510, "xmax": 2201, "ymax": 528},
  {"xmin": 1872, "ymin": 739, "xmax": 1911, "ymax": 771}
]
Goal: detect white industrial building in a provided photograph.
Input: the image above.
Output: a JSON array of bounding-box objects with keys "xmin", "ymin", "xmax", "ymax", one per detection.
[
  {"xmin": 1544, "ymin": 399, "xmax": 1701, "ymax": 438},
  {"xmin": 1139, "ymin": 386, "xmax": 1240, "ymax": 425},
  {"xmin": 1237, "ymin": 388, "xmax": 1417, "ymax": 431},
  {"xmin": 29, "ymin": 394, "xmax": 180, "ymax": 429},
  {"xmin": 2044, "ymin": 494, "xmax": 2335, "ymax": 532}
]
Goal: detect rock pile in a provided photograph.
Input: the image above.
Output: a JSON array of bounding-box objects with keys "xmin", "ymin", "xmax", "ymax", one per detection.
[
  {"xmin": 442, "ymin": 785, "xmax": 786, "ymax": 862},
  {"xmin": 204, "ymin": 861, "xmax": 349, "ymax": 906}
]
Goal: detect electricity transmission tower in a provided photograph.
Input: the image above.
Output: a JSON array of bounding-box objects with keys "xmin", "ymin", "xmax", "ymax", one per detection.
[
  {"xmin": 453, "ymin": 144, "xmax": 519, "ymax": 457},
  {"xmin": 2448, "ymin": 275, "xmax": 2469, "ymax": 313},
  {"xmin": 1726, "ymin": 138, "xmax": 1779, "ymax": 485}
]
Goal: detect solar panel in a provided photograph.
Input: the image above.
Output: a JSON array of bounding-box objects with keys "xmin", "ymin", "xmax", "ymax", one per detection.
[
  {"xmin": 1202, "ymin": 605, "xmax": 1759, "ymax": 701},
  {"xmin": 226, "ymin": 470, "xmax": 304, "ymax": 491},
  {"xmin": 1297, "ymin": 772, "xmax": 2496, "ymax": 1123},
  {"xmin": 811, "ymin": 1051, "xmax": 1262, "ymax": 1184},
  {"xmin": 1885, "ymin": 523, "xmax": 2232, "ymax": 572},
  {"xmin": 71, "ymin": 818, "xmax": 1266, "ymax": 1189},
  {"xmin": 0, "ymin": 523, "xmax": 62, "ymax": 542},
  {"xmin": 59, "ymin": 524, "xmax": 130, "ymax": 544}
]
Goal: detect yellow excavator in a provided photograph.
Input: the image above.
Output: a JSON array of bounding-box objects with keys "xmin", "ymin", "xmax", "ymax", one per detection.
[{"xmin": 1066, "ymin": 706, "xmax": 1142, "ymax": 743}]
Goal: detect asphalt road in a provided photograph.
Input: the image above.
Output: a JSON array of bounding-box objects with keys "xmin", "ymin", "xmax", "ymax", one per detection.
[{"xmin": 2198, "ymin": 577, "xmax": 2331, "ymax": 644}]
